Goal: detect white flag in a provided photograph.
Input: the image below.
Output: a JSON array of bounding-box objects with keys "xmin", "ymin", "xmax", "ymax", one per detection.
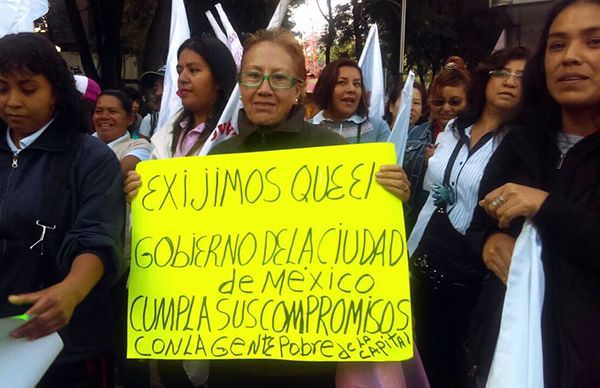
[
  {"xmin": 205, "ymin": 11, "xmax": 228, "ymax": 46},
  {"xmin": 493, "ymin": 30, "xmax": 506, "ymax": 53},
  {"xmin": 486, "ymin": 221, "xmax": 545, "ymax": 388},
  {"xmin": 215, "ymin": 4, "xmax": 243, "ymax": 70},
  {"xmin": 155, "ymin": 0, "xmax": 190, "ymax": 132},
  {"xmin": 0, "ymin": 0, "xmax": 48, "ymax": 37},
  {"xmin": 387, "ymin": 71, "xmax": 415, "ymax": 166},
  {"xmin": 199, "ymin": 0, "xmax": 291, "ymax": 155},
  {"xmin": 358, "ymin": 24, "xmax": 385, "ymax": 120}
]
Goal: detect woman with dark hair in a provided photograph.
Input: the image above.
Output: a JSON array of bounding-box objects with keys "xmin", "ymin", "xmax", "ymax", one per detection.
[
  {"xmin": 149, "ymin": 36, "xmax": 237, "ymax": 158},
  {"xmin": 403, "ymin": 57, "xmax": 470, "ymax": 232},
  {"xmin": 0, "ymin": 33, "xmax": 124, "ymax": 386},
  {"xmin": 310, "ymin": 58, "xmax": 391, "ymax": 143},
  {"xmin": 308, "ymin": 58, "xmax": 411, "ymax": 202},
  {"xmin": 407, "ymin": 47, "xmax": 528, "ymax": 388},
  {"xmin": 93, "ymin": 90, "xmax": 151, "ymax": 174},
  {"xmin": 386, "ymin": 80, "xmax": 428, "ymax": 128},
  {"xmin": 467, "ymin": 1, "xmax": 600, "ymax": 386}
]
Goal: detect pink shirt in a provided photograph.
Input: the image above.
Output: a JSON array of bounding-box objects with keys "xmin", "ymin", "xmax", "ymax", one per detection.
[{"xmin": 174, "ymin": 121, "xmax": 206, "ymax": 157}]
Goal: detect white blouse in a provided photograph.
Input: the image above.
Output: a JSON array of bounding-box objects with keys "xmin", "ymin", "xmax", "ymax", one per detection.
[{"xmin": 408, "ymin": 120, "xmax": 504, "ymax": 255}]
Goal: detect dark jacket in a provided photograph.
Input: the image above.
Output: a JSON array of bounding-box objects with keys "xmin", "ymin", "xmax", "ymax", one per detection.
[
  {"xmin": 466, "ymin": 125, "xmax": 600, "ymax": 387},
  {"xmin": 403, "ymin": 121, "xmax": 435, "ymax": 232},
  {"xmin": 210, "ymin": 105, "xmax": 347, "ymax": 155},
  {"xmin": 208, "ymin": 105, "xmax": 346, "ymax": 379},
  {"xmin": 0, "ymin": 116, "xmax": 125, "ymax": 363}
]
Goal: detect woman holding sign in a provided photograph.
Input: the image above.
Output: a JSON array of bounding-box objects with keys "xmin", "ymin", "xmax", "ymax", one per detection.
[
  {"xmin": 407, "ymin": 46, "xmax": 528, "ymax": 387},
  {"xmin": 467, "ymin": 0, "xmax": 600, "ymax": 385},
  {"xmin": 0, "ymin": 33, "xmax": 124, "ymax": 386}
]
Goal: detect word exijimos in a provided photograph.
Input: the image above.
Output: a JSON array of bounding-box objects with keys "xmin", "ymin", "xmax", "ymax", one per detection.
[{"xmin": 141, "ymin": 162, "xmax": 377, "ymax": 211}]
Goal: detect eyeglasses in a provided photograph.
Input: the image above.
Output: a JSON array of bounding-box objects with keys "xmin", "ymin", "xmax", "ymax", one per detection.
[
  {"xmin": 238, "ymin": 71, "xmax": 301, "ymax": 89},
  {"xmin": 488, "ymin": 69, "xmax": 523, "ymax": 81},
  {"xmin": 430, "ymin": 97, "xmax": 464, "ymax": 107}
]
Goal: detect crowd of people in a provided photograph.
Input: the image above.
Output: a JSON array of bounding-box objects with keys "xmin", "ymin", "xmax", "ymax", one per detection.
[{"xmin": 0, "ymin": 0, "xmax": 599, "ymax": 387}]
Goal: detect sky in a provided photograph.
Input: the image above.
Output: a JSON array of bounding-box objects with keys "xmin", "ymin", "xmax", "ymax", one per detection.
[{"xmin": 291, "ymin": 0, "xmax": 346, "ymax": 37}]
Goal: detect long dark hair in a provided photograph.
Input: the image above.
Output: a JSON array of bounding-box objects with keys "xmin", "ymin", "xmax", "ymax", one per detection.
[
  {"xmin": 514, "ymin": 0, "xmax": 600, "ymax": 132},
  {"xmin": 0, "ymin": 32, "xmax": 85, "ymax": 133},
  {"xmin": 312, "ymin": 59, "xmax": 369, "ymax": 117},
  {"xmin": 171, "ymin": 36, "xmax": 237, "ymax": 156},
  {"xmin": 455, "ymin": 46, "xmax": 529, "ymax": 131}
]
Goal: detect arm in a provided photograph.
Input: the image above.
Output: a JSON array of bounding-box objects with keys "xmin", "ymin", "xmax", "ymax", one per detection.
[{"xmin": 9, "ymin": 253, "xmax": 104, "ymax": 339}]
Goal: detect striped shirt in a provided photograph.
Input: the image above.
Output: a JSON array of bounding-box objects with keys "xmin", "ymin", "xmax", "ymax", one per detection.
[{"xmin": 408, "ymin": 120, "xmax": 504, "ymax": 254}]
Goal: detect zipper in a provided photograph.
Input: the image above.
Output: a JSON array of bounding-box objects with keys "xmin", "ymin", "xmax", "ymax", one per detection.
[
  {"xmin": 556, "ymin": 152, "xmax": 566, "ymax": 169},
  {"xmin": 11, "ymin": 149, "xmax": 21, "ymax": 168}
]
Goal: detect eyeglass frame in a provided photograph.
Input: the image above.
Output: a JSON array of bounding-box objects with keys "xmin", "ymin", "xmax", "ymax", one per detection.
[
  {"xmin": 488, "ymin": 69, "xmax": 523, "ymax": 81},
  {"xmin": 237, "ymin": 70, "xmax": 303, "ymax": 90},
  {"xmin": 429, "ymin": 97, "xmax": 465, "ymax": 107}
]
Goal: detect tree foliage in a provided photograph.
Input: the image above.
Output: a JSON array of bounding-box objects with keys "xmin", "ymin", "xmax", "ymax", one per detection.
[{"xmin": 320, "ymin": 0, "xmax": 503, "ymax": 86}]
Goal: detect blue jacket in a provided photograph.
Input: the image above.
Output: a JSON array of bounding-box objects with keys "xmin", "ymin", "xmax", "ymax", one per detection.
[
  {"xmin": 310, "ymin": 111, "xmax": 390, "ymax": 144},
  {"xmin": 403, "ymin": 121, "xmax": 435, "ymax": 231},
  {"xmin": 0, "ymin": 116, "xmax": 125, "ymax": 363}
]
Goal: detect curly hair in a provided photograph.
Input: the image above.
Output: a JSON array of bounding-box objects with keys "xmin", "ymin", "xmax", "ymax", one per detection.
[
  {"xmin": 428, "ymin": 56, "xmax": 471, "ymax": 102},
  {"xmin": 0, "ymin": 32, "xmax": 85, "ymax": 133}
]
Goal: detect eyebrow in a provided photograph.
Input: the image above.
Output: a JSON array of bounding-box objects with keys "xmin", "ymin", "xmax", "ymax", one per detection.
[{"xmin": 548, "ymin": 26, "xmax": 600, "ymax": 38}]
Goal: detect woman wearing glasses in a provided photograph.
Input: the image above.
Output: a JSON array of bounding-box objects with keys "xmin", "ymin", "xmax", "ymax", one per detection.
[
  {"xmin": 407, "ymin": 47, "xmax": 528, "ymax": 388},
  {"xmin": 469, "ymin": 1, "xmax": 600, "ymax": 385},
  {"xmin": 403, "ymin": 57, "xmax": 470, "ymax": 232}
]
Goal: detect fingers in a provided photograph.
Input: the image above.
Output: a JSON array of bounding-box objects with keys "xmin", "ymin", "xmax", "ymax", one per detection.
[
  {"xmin": 8, "ymin": 291, "xmax": 41, "ymax": 306},
  {"xmin": 124, "ymin": 171, "xmax": 142, "ymax": 202},
  {"xmin": 11, "ymin": 313, "xmax": 67, "ymax": 340},
  {"xmin": 380, "ymin": 184, "xmax": 410, "ymax": 202}
]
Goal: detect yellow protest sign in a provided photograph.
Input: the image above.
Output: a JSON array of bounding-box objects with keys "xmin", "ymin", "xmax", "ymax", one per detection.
[{"xmin": 128, "ymin": 143, "xmax": 412, "ymax": 362}]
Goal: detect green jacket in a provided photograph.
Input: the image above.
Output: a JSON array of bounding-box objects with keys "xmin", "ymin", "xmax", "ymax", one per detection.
[{"xmin": 209, "ymin": 105, "xmax": 347, "ymax": 155}]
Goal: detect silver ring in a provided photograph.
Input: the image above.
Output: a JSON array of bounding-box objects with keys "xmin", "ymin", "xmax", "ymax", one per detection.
[{"xmin": 491, "ymin": 195, "xmax": 506, "ymax": 208}]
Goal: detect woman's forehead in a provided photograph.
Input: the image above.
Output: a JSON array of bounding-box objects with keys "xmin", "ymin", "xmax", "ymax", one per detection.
[{"xmin": 243, "ymin": 42, "xmax": 296, "ymax": 73}]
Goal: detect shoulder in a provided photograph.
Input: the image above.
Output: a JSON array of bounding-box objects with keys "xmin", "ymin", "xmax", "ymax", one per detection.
[
  {"xmin": 77, "ymin": 135, "xmax": 121, "ymax": 169},
  {"xmin": 407, "ymin": 121, "xmax": 431, "ymax": 140},
  {"xmin": 368, "ymin": 116, "xmax": 390, "ymax": 131},
  {"xmin": 302, "ymin": 120, "xmax": 348, "ymax": 146}
]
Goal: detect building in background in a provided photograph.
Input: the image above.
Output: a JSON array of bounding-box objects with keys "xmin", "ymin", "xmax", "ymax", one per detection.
[{"xmin": 490, "ymin": 0, "xmax": 556, "ymax": 49}]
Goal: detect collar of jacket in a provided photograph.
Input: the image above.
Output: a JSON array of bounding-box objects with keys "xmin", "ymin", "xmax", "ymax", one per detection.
[
  {"xmin": 311, "ymin": 110, "xmax": 367, "ymax": 125},
  {"xmin": 238, "ymin": 104, "xmax": 307, "ymax": 136},
  {"xmin": 0, "ymin": 115, "xmax": 77, "ymax": 153}
]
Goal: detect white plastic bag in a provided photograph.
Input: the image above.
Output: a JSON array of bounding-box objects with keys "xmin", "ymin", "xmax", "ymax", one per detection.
[{"xmin": 486, "ymin": 221, "xmax": 545, "ymax": 388}]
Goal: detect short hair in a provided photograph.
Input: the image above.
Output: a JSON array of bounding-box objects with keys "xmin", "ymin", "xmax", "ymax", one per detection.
[
  {"xmin": 170, "ymin": 35, "xmax": 237, "ymax": 155},
  {"xmin": 456, "ymin": 46, "xmax": 529, "ymax": 131},
  {"xmin": 0, "ymin": 32, "xmax": 85, "ymax": 133},
  {"xmin": 312, "ymin": 59, "xmax": 369, "ymax": 117},
  {"xmin": 121, "ymin": 86, "xmax": 142, "ymax": 104},
  {"xmin": 428, "ymin": 56, "xmax": 470, "ymax": 101},
  {"xmin": 97, "ymin": 90, "xmax": 134, "ymax": 115},
  {"xmin": 515, "ymin": 0, "xmax": 600, "ymax": 132},
  {"xmin": 242, "ymin": 28, "xmax": 307, "ymax": 83}
]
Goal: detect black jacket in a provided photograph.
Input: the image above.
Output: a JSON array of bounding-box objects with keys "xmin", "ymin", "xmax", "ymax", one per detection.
[
  {"xmin": 467, "ymin": 125, "xmax": 600, "ymax": 387},
  {"xmin": 0, "ymin": 116, "xmax": 125, "ymax": 363}
]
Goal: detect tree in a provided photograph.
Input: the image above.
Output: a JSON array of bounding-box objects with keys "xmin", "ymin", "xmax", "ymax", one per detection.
[{"xmin": 320, "ymin": 0, "xmax": 502, "ymax": 86}]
